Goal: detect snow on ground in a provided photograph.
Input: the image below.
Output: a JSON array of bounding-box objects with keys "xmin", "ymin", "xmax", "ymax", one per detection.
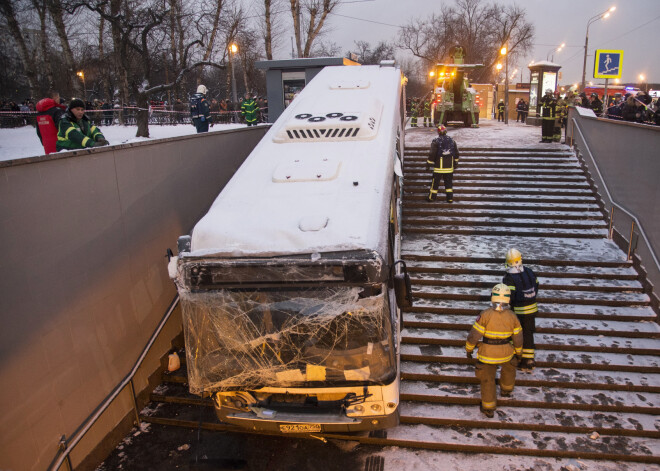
[
  {"xmin": 405, "ymin": 118, "xmax": 570, "ymax": 150},
  {"xmin": 0, "ymin": 122, "xmax": 248, "ymax": 162}
]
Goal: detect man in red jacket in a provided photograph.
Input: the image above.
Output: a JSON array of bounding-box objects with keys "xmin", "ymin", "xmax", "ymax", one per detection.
[{"xmin": 36, "ymin": 91, "xmax": 66, "ymax": 154}]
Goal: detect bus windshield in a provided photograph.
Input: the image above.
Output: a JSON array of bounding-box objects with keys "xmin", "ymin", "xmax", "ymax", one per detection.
[{"xmin": 181, "ymin": 287, "xmax": 396, "ymax": 395}]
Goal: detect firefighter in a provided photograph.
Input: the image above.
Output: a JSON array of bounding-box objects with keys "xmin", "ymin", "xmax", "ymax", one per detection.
[
  {"xmin": 589, "ymin": 92, "xmax": 603, "ymax": 117},
  {"xmin": 497, "ymin": 99, "xmax": 505, "ymax": 122},
  {"xmin": 423, "ymin": 98, "xmax": 431, "ymax": 127},
  {"xmin": 539, "ymin": 89, "xmax": 556, "ymax": 143},
  {"xmin": 190, "ymin": 84, "xmax": 212, "ymax": 133},
  {"xmin": 554, "ymin": 91, "xmax": 567, "ymax": 143},
  {"xmin": 502, "ymin": 248, "xmax": 539, "ymax": 372},
  {"xmin": 466, "ymin": 284, "xmax": 523, "ymax": 418},
  {"xmin": 426, "ymin": 124, "xmax": 459, "ymax": 203},
  {"xmin": 410, "ymin": 97, "xmax": 419, "ymax": 127}
]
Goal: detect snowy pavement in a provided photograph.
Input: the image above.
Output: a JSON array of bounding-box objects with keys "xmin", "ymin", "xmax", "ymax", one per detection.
[{"xmin": 0, "ymin": 122, "xmax": 248, "ymax": 162}]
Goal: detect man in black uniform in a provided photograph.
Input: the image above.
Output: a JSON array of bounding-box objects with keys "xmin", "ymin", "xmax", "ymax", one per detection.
[
  {"xmin": 426, "ymin": 124, "xmax": 459, "ymax": 203},
  {"xmin": 497, "ymin": 99, "xmax": 505, "ymax": 121},
  {"xmin": 502, "ymin": 248, "xmax": 539, "ymax": 371},
  {"xmin": 589, "ymin": 92, "xmax": 603, "ymax": 117}
]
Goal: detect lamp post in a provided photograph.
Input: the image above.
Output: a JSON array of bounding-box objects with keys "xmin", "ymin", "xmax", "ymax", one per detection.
[
  {"xmin": 546, "ymin": 43, "xmax": 565, "ymax": 62},
  {"xmin": 229, "ymin": 43, "xmax": 238, "ymax": 112},
  {"xmin": 77, "ymin": 71, "xmax": 86, "ymax": 101},
  {"xmin": 639, "ymin": 74, "xmax": 647, "ymax": 92},
  {"xmin": 581, "ymin": 6, "xmax": 616, "ymax": 92},
  {"xmin": 501, "ymin": 46, "xmax": 509, "ymax": 125}
]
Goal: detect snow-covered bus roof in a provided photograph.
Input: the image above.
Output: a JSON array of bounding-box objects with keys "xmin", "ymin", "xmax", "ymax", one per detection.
[{"xmin": 189, "ymin": 64, "xmax": 403, "ymax": 259}]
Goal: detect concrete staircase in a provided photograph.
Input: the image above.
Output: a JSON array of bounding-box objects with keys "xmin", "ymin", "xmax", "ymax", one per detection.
[{"xmin": 396, "ymin": 145, "xmax": 660, "ymax": 467}]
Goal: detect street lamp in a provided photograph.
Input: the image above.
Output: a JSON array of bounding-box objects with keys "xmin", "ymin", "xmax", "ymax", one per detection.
[
  {"xmin": 501, "ymin": 46, "xmax": 509, "ymax": 124},
  {"xmin": 581, "ymin": 6, "xmax": 616, "ymax": 91},
  {"xmin": 77, "ymin": 71, "xmax": 86, "ymax": 101},
  {"xmin": 639, "ymin": 74, "xmax": 646, "ymax": 92},
  {"xmin": 546, "ymin": 43, "xmax": 565, "ymax": 62},
  {"xmin": 229, "ymin": 43, "xmax": 238, "ymax": 111}
]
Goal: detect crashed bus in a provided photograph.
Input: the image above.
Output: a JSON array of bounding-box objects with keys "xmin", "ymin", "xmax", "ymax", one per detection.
[{"xmin": 168, "ymin": 62, "xmax": 411, "ymax": 434}]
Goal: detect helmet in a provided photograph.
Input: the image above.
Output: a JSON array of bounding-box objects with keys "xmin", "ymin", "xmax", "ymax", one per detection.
[
  {"xmin": 591, "ymin": 92, "xmax": 598, "ymax": 98},
  {"xmin": 545, "ymin": 89, "xmax": 553, "ymax": 95},
  {"xmin": 196, "ymin": 84, "xmax": 208, "ymax": 95},
  {"xmin": 505, "ymin": 248, "xmax": 522, "ymax": 269},
  {"xmin": 491, "ymin": 283, "xmax": 511, "ymax": 305},
  {"xmin": 437, "ymin": 124, "xmax": 447, "ymax": 135}
]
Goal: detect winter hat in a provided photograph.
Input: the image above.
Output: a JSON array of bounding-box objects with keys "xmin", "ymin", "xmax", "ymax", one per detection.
[{"xmin": 68, "ymin": 98, "xmax": 85, "ymax": 110}]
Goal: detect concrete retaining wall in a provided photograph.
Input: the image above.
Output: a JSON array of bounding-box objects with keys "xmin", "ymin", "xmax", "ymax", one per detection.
[
  {"xmin": 0, "ymin": 126, "xmax": 268, "ymax": 470},
  {"xmin": 566, "ymin": 109, "xmax": 660, "ymax": 307}
]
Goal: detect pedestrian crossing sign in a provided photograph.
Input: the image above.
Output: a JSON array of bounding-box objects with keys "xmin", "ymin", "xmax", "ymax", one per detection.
[{"xmin": 594, "ymin": 49, "xmax": 623, "ymax": 79}]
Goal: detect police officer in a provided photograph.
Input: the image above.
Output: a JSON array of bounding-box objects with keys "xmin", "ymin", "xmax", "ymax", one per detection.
[
  {"xmin": 502, "ymin": 249, "xmax": 539, "ymax": 371},
  {"xmin": 539, "ymin": 89, "xmax": 556, "ymax": 143},
  {"xmin": 466, "ymin": 284, "xmax": 523, "ymax": 418},
  {"xmin": 426, "ymin": 124, "xmax": 459, "ymax": 203}
]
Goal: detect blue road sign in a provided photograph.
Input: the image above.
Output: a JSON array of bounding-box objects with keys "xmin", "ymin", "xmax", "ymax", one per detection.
[{"xmin": 594, "ymin": 50, "xmax": 623, "ymax": 79}]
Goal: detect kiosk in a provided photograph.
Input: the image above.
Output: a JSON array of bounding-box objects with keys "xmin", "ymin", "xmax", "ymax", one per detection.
[
  {"xmin": 527, "ymin": 61, "xmax": 561, "ymax": 125},
  {"xmin": 256, "ymin": 57, "xmax": 360, "ymax": 123}
]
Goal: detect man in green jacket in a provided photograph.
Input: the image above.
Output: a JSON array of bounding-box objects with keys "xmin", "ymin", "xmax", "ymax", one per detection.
[
  {"xmin": 240, "ymin": 92, "xmax": 259, "ymax": 126},
  {"xmin": 56, "ymin": 98, "xmax": 108, "ymax": 151}
]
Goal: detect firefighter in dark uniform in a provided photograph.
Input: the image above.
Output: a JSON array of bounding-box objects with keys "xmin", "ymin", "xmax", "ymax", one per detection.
[
  {"xmin": 540, "ymin": 89, "xmax": 556, "ymax": 143},
  {"xmin": 502, "ymin": 248, "xmax": 539, "ymax": 371},
  {"xmin": 423, "ymin": 98, "xmax": 431, "ymax": 127},
  {"xmin": 410, "ymin": 97, "xmax": 419, "ymax": 127},
  {"xmin": 554, "ymin": 91, "xmax": 566, "ymax": 142},
  {"xmin": 589, "ymin": 92, "xmax": 603, "ymax": 117},
  {"xmin": 466, "ymin": 284, "xmax": 523, "ymax": 418},
  {"xmin": 497, "ymin": 100, "xmax": 505, "ymax": 121},
  {"xmin": 426, "ymin": 124, "xmax": 459, "ymax": 203}
]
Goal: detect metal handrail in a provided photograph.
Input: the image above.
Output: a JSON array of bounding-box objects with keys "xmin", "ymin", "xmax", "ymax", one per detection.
[
  {"xmin": 48, "ymin": 294, "xmax": 180, "ymax": 471},
  {"xmin": 571, "ymin": 117, "xmax": 660, "ymax": 271}
]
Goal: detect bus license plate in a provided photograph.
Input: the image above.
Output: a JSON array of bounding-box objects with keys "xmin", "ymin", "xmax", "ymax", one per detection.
[{"xmin": 279, "ymin": 423, "xmax": 322, "ymax": 433}]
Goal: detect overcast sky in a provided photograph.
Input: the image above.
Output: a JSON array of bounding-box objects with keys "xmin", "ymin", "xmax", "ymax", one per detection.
[{"xmin": 269, "ymin": 0, "xmax": 660, "ymax": 86}]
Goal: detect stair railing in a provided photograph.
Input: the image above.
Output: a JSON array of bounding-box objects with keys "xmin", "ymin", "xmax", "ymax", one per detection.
[
  {"xmin": 48, "ymin": 295, "xmax": 180, "ymax": 471},
  {"xmin": 571, "ymin": 117, "xmax": 659, "ymax": 271}
]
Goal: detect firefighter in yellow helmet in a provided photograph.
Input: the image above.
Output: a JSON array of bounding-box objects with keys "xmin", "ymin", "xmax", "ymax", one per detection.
[
  {"xmin": 466, "ymin": 284, "xmax": 523, "ymax": 418},
  {"xmin": 502, "ymin": 248, "xmax": 540, "ymax": 371}
]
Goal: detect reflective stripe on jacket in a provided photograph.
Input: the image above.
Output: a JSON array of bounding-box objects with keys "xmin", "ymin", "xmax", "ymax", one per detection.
[
  {"xmin": 427, "ymin": 135, "xmax": 459, "ymax": 173},
  {"xmin": 56, "ymin": 113, "xmax": 103, "ymax": 151},
  {"xmin": 466, "ymin": 307, "xmax": 523, "ymax": 364},
  {"xmin": 503, "ymin": 266, "xmax": 539, "ymax": 315}
]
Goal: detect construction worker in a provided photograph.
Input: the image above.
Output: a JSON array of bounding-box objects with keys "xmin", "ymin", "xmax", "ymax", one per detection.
[
  {"xmin": 502, "ymin": 248, "xmax": 539, "ymax": 372},
  {"xmin": 539, "ymin": 89, "xmax": 556, "ymax": 143},
  {"xmin": 423, "ymin": 98, "xmax": 431, "ymax": 127},
  {"xmin": 241, "ymin": 92, "xmax": 259, "ymax": 126},
  {"xmin": 410, "ymin": 97, "xmax": 419, "ymax": 127},
  {"xmin": 426, "ymin": 124, "xmax": 459, "ymax": 203},
  {"xmin": 466, "ymin": 284, "xmax": 523, "ymax": 418}
]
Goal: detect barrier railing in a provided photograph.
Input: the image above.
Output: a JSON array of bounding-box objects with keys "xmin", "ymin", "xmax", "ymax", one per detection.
[
  {"xmin": 47, "ymin": 295, "xmax": 180, "ymax": 471},
  {"xmin": 571, "ymin": 117, "xmax": 659, "ymax": 273}
]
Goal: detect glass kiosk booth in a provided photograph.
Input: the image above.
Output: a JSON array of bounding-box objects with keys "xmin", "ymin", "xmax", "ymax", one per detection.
[
  {"xmin": 255, "ymin": 57, "xmax": 360, "ymax": 123},
  {"xmin": 526, "ymin": 61, "xmax": 561, "ymax": 125}
]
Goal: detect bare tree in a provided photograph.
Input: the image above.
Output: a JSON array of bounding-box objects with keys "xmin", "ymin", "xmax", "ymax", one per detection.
[
  {"xmin": 351, "ymin": 40, "xmax": 396, "ymax": 65},
  {"xmin": 289, "ymin": 0, "xmax": 339, "ymax": 58},
  {"xmin": 0, "ymin": 0, "xmax": 39, "ymax": 97},
  {"xmin": 47, "ymin": 0, "xmax": 81, "ymax": 96}
]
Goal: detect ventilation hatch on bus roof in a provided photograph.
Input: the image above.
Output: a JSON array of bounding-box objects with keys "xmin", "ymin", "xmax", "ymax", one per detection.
[{"xmin": 273, "ymin": 97, "xmax": 383, "ymax": 143}]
